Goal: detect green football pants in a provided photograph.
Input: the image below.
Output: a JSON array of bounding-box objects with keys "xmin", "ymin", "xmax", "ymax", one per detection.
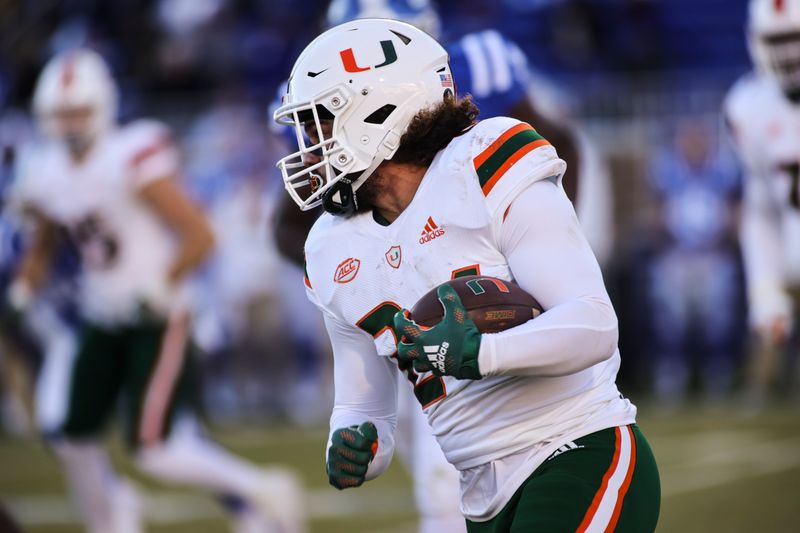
[
  {"xmin": 60, "ymin": 318, "xmax": 199, "ymax": 448},
  {"xmin": 467, "ymin": 424, "xmax": 660, "ymax": 533}
]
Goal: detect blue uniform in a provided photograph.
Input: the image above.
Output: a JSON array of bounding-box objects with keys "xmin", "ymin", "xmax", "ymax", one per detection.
[{"xmin": 447, "ymin": 29, "xmax": 530, "ymax": 118}]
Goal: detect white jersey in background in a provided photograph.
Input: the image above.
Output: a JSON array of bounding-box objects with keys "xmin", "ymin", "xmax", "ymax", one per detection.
[
  {"xmin": 304, "ymin": 117, "xmax": 636, "ymax": 520},
  {"xmin": 14, "ymin": 120, "xmax": 181, "ymax": 326},
  {"xmin": 725, "ymin": 73, "xmax": 800, "ymax": 326}
]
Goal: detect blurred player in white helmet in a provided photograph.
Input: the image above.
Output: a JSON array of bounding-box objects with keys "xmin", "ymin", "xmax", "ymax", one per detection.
[
  {"xmin": 8, "ymin": 49, "xmax": 304, "ymax": 533},
  {"xmin": 724, "ymin": 0, "xmax": 800, "ymax": 403}
]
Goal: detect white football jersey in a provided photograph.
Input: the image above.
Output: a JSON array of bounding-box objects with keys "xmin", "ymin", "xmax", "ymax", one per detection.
[
  {"xmin": 725, "ymin": 74, "xmax": 800, "ymax": 323},
  {"xmin": 304, "ymin": 117, "xmax": 635, "ymax": 518},
  {"xmin": 14, "ymin": 120, "xmax": 181, "ymax": 325}
]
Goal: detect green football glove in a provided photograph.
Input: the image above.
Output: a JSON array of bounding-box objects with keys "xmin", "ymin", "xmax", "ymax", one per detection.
[
  {"xmin": 393, "ymin": 284, "xmax": 483, "ymax": 380},
  {"xmin": 326, "ymin": 422, "xmax": 378, "ymax": 490}
]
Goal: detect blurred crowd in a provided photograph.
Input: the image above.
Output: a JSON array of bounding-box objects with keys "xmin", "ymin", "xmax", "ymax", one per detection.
[{"xmin": 1, "ymin": 0, "xmax": 792, "ymax": 444}]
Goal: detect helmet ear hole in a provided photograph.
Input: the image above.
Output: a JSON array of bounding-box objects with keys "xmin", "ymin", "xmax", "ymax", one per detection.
[{"xmin": 364, "ymin": 104, "xmax": 397, "ymax": 125}]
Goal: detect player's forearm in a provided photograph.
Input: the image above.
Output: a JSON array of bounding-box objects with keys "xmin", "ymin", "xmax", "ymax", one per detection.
[
  {"xmin": 14, "ymin": 218, "xmax": 57, "ymax": 294},
  {"xmin": 478, "ymin": 296, "xmax": 617, "ymax": 377},
  {"xmin": 486, "ymin": 179, "xmax": 618, "ymax": 376},
  {"xmin": 16, "ymin": 251, "xmax": 50, "ymax": 292},
  {"xmin": 138, "ymin": 177, "xmax": 215, "ymax": 283},
  {"xmin": 740, "ymin": 205, "xmax": 790, "ymax": 324},
  {"xmin": 168, "ymin": 224, "xmax": 215, "ymax": 283},
  {"xmin": 323, "ymin": 313, "xmax": 399, "ymax": 481}
]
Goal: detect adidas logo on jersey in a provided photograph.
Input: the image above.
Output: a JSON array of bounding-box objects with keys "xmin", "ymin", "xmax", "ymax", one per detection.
[
  {"xmin": 423, "ymin": 342, "xmax": 449, "ymax": 374},
  {"xmin": 419, "ymin": 216, "xmax": 445, "ymax": 244}
]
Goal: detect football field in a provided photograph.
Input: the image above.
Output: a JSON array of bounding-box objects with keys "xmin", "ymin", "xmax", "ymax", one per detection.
[{"xmin": 2, "ymin": 405, "xmax": 799, "ymax": 533}]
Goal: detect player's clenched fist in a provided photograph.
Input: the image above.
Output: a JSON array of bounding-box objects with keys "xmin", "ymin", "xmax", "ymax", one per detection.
[
  {"xmin": 393, "ymin": 285, "xmax": 483, "ymax": 380},
  {"xmin": 326, "ymin": 422, "xmax": 378, "ymax": 490}
]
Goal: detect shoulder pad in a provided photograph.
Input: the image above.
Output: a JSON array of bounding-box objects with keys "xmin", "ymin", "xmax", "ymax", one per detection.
[
  {"xmin": 464, "ymin": 118, "xmax": 565, "ymax": 216},
  {"xmin": 118, "ymin": 119, "xmax": 172, "ymax": 161},
  {"xmin": 724, "ymin": 72, "xmax": 765, "ymax": 128}
]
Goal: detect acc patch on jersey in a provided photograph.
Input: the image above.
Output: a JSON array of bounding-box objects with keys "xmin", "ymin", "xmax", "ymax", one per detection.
[{"xmin": 334, "ymin": 257, "xmax": 360, "ymax": 283}]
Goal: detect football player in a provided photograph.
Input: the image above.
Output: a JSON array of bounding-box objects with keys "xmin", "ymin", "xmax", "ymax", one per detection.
[
  {"xmin": 271, "ymin": 3, "xmax": 593, "ymax": 530},
  {"xmin": 725, "ymin": 0, "xmax": 800, "ymax": 403},
  {"xmin": 274, "ymin": 18, "xmax": 660, "ymax": 532},
  {"xmin": 9, "ymin": 49, "xmax": 303, "ymax": 533}
]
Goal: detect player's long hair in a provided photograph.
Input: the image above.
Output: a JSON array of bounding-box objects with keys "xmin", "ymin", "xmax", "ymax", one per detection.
[{"xmin": 392, "ymin": 96, "xmax": 479, "ymax": 167}]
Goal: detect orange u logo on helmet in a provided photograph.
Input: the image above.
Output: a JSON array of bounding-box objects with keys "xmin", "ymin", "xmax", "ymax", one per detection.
[{"xmin": 339, "ymin": 40, "xmax": 398, "ymax": 73}]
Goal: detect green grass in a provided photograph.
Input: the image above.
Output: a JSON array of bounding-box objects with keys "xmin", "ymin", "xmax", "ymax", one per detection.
[{"xmin": 1, "ymin": 406, "xmax": 799, "ymax": 532}]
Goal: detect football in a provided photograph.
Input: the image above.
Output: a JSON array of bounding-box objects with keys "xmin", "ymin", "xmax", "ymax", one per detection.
[{"xmin": 410, "ymin": 275, "xmax": 543, "ymax": 333}]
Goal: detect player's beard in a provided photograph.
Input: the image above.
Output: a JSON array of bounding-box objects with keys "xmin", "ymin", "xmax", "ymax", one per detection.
[{"xmin": 354, "ymin": 171, "xmax": 388, "ymax": 215}]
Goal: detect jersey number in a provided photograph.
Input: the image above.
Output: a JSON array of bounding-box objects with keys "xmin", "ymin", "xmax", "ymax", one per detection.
[
  {"xmin": 71, "ymin": 214, "xmax": 119, "ymax": 270},
  {"xmin": 356, "ymin": 301, "xmax": 446, "ymax": 408},
  {"xmin": 353, "ymin": 265, "xmax": 486, "ymax": 408}
]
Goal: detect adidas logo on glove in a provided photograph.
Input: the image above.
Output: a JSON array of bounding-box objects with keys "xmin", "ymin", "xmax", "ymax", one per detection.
[{"xmin": 423, "ymin": 342, "xmax": 449, "ymax": 374}]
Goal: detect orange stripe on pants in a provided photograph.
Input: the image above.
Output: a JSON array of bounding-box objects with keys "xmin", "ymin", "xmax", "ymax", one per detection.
[
  {"xmin": 138, "ymin": 312, "xmax": 189, "ymax": 446},
  {"xmin": 577, "ymin": 427, "xmax": 623, "ymax": 532}
]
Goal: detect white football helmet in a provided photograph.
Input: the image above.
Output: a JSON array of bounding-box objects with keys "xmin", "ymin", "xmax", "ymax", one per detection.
[
  {"xmin": 32, "ymin": 48, "xmax": 118, "ymax": 150},
  {"xmin": 326, "ymin": 0, "xmax": 441, "ymax": 38},
  {"xmin": 273, "ymin": 18, "xmax": 452, "ymax": 215},
  {"xmin": 749, "ymin": 0, "xmax": 800, "ymax": 99}
]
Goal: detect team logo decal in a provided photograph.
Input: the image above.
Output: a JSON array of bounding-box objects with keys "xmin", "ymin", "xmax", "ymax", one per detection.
[
  {"xmin": 309, "ymin": 172, "xmax": 323, "ymax": 193},
  {"xmin": 466, "ymin": 277, "xmax": 510, "ymax": 295},
  {"xmin": 334, "ymin": 257, "xmax": 361, "ymax": 283},
  {"xmin": 385, "ymin": 245, "xmax": 402, "ymax": 269},
  {"xmin": 419, "ymin": 216, "xmax": 445, "ymax": 244},
  {"xmin": 340, "ymin": 40, "xmax": 398, "ymax": 73}
]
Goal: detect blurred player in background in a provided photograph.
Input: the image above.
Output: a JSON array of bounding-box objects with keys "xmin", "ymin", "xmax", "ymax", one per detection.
[
  {"xmin": 725, "ymin": 0, "xmax": 800, "ymax": 405},
  {"xmin": 7, "ymin": 49, "xmax": 303, "ymax": 533},
  {"xmin": 275, "ymin": 18, "xmax": 660, "ymax": 532},
  {"xmin": 0, "ymin": 108, "xmax": 42, "ymax": 436},
  {"xmin": 646, "ymin": 118, "xmax": 742, "ymax": 405}
]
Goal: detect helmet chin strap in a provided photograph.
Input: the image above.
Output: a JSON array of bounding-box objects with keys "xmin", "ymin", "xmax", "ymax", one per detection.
[{"xmin": 321, "ymin": 180, "xmax": 357, "ymax": 216}]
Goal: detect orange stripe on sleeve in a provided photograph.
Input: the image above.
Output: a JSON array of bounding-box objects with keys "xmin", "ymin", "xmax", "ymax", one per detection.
[
  {"xmin": 130, "ymin": 138, "xmax": 170, "ymax": 168},
  {"xmin": 481, "ymin": 138, "xmax": 550, "ymax": 196},
  {"xmin": 473, "ymin": 122, "xmax": 532, "ymax": 168}
]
